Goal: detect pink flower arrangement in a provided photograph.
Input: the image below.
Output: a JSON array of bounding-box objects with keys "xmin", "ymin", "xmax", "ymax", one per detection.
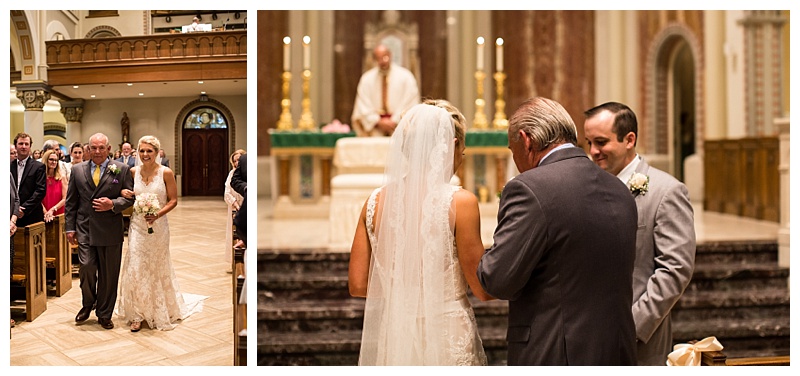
[{"xmin": 321, "ymin": 119, "xmax": 351, "ymax": 133}]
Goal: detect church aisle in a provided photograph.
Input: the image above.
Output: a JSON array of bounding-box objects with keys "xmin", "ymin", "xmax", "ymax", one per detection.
[{"xmin": 10, "ymin": 197, "xmax": 234, "ymax": 366}]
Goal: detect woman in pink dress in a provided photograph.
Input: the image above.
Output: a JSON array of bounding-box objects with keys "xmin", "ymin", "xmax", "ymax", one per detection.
[{"xmin": 41, "ymin": 149, "xmax": 67, "ymax": 222}]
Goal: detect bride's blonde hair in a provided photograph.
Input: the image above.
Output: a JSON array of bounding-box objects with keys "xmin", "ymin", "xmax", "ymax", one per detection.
[{"xmin": 138, "ymin": 135, "xmax": 161, "ymax": 152}]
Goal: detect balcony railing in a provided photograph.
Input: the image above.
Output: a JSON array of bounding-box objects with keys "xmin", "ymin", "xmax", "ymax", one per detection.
[{"xmin": 45, "ymin": 30, "xmax": 247, "ymax": 68}]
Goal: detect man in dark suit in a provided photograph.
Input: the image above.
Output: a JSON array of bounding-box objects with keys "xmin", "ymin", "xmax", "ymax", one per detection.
[
  {"xmin": 11, "ymin": 133, "xmax": 46, "ymax": 228},
  {"xmin": 477, "ymin": 97, "xmax": 638, "ymax": 365},
  {"xmin": 65, "ymin": 133, "xmax": 134, "ymax": 329},
  {"xmin": 115, "ymin": 142, "xmax": 137, "ymax": 167},
  {"xmin": 230, "ymin": 153, "xmax": 247, "ymax": 247},
  {"xmin": 584, "ymin": 102, "xmax": 696, "ymax": 365}
]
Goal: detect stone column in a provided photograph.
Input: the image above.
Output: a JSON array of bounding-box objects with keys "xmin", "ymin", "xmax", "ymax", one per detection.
[
  {"xmin": 776, "ymin": 117, "xmax": 789, "ymax": 271},
  {"xmin": 59, "ymin": 100, "xmax": 85, "ymax": 144},
  {"xmin": 14, "ymin": 84, "xmax": 51, "ymax": 144}
]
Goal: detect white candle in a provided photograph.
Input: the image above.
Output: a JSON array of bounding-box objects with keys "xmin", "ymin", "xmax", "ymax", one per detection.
[
  {"xmin": 283, "ymin": 36, "xmax": 291, "ymax": 71},
  {"xmin": 496, "ymin": 38, "xmax": 504, "ymax": 72},
  {"xmin": 477, "ymin": 37, "xmax": 485, "ymax": 71},
  {"xmin": 303, "ymin": 35, "xmax": 311, "ymax": 70}
]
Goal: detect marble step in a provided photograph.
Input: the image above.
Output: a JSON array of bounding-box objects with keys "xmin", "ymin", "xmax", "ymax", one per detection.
[
  {"xmin": 259, "ymin": 264, "xmax": 789, "ymax": 302},
  {"xmin": 258, "ymin": 326, "xmax": 510, "ymax": 366},
  {"xmin": 684, "ymin": 263, "xmax": 789, "ymax": 292},
  {"xmin": 258, "ymin": 315, "xmax": 789, "ymax": 365},
  {"xmin": 259, "ymin": 240, "xmax": 780, "ymax": 274},
  {"xmin": 694, "ymin": 240, "xmax": 777, "ymax": 265},
  {"xmin": 672, "ymin": 316, "xmax": 791, "ymax": 358},
  {"xmin": 259, "ymin": 250, "xmax": 350, "ymax": 274}
]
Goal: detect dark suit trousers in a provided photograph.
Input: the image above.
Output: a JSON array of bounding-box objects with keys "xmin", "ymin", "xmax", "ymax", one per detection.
[{"xmin": 78, "ymin": 242, "xmax": 123, "ymax": 319}]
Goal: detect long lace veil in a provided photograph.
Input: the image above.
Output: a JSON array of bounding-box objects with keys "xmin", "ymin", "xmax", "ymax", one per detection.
[{"xmin": 359, "ymin": 103, "xmax": 458, "ymax": 365}]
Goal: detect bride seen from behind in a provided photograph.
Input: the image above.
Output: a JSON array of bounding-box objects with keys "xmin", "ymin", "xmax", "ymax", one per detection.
[
  {"xmin": 349, "ymin": 100, "xmax": 494, "ymax": 366},
  {"xmin": 117, "ymin": 135, "xmax": 206, "ymax": 332}
]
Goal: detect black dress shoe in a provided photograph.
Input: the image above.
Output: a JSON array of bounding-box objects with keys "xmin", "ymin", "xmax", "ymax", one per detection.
[
  {"xmin": 75, "ymin": 306, "xmax": 92, "ymax": 322},
  {"xmin": 98, "ymin": 317, "xmax": 114, "ymax": 330}
]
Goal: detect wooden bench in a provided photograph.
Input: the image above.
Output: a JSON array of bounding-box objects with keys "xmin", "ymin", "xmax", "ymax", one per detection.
[
  {"xmin": 233, "ymin": 245, "xmax": 247, "ymax": 366},
  {"xmin": 44, "ymin": 214, "xmax": 71, "ymax": 296},
  {"xmin": 11, "ymin": 222, "xmax": 47, "ymax": 322},
  {"xmin": 701, "ymin": 349, "xmax": 790, "ymax": 366}
]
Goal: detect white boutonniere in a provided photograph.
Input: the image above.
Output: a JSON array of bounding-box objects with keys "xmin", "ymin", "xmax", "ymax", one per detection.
[
  {"xmin": 628, "ymin": 172, "xmax": 649, "ymax": 196},
  {"xmin": 108, "ymin": 164, "xmax": 121, "ymax": 175}
]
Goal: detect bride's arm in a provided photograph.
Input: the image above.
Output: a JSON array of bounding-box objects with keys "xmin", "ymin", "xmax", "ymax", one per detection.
[
  {"xmin": 454, "ymin": 189, "xmax": 495, "ymax": 301},
  {"xmin": 348, "ymin": 198, "xmax": 372, "ymax": 298},
  {"xmin": 158, "ymin": 168, "xmax": 179, "ymax": 217}
]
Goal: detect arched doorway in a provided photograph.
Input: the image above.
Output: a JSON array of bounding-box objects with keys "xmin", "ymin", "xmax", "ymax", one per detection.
[
  {"xmin": 181, "ymin": 106, "xmax": 229, "ymax": 196},
  {"xmin": 670, "ymin": 41, "xmax": 695, "ymax": 181},
  {"xmin": 647, "ymin": 24, "xmax": 702, "ymax": 181}
]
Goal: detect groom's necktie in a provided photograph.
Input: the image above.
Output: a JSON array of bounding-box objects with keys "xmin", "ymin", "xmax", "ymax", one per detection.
[{"xmin": 93, "ymin": 164, "xmax": 101, "ymax": 185}]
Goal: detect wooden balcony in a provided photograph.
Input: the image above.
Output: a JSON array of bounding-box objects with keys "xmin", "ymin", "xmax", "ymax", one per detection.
[{"xmin": 45, "ymin": 30, "xmax": 247, "ymax": 86}]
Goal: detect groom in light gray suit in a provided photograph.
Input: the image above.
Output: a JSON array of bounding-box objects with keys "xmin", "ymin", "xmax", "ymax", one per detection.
[
  {"xmin": 65, "ymin": 133, "xmax": 134, "ymax": 329},
  {"xmin": 478, "ymin": 97, "xmax": 638, "ymax": 365},
  {"xmin": 584, "ymin": 102, "xmax": 696, "ymax": 365}
]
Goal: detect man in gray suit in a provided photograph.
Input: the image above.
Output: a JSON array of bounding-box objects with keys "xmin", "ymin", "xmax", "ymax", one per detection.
[
  {"xmin": 65, "ymin": 133, "xmax": 134, "ymax": 329},
  {"xmin": 115, "ymin": 142, "xmax": 137, "ymax": 167},
  {"xmin": 477, "ymin": 97, "xmax": 638, "ymax": 365},
  {"xmin": 584, "ymin": 102, "xmax": 696, "ymax": 365}
]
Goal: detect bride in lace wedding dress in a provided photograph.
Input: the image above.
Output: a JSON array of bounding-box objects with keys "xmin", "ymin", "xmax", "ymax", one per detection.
[
  {"xmin": 349, "ymin": 101, "xmax": 494, "ymax": 365},
  {"xmin": 117, "ymin": 135, "xmax": 206, "ymax": 332}
]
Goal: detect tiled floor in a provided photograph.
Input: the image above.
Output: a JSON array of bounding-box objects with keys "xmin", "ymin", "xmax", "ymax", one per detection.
[
  {"xmin": 257, "ymin": 198, "xmax": 781, "ymax": 251},
  {"xmin": 8, "ymin": 197, "xmax": 235, "ymax": 366}
]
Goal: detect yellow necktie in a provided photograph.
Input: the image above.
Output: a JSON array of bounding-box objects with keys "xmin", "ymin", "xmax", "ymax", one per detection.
[{"xmin": 93, "ymin": 165, "xmax": 101, "ymax": 185}]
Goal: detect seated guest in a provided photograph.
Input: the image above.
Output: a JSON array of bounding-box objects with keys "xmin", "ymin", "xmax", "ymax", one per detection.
[{"xmin": 351, "ymin": 44, "xmax": 419, "ymax": 137}]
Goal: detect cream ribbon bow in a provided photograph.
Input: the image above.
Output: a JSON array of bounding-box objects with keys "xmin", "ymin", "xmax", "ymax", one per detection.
[{"xmin": 666, "ymin": 336, "xmax": 724, "ymax": 366}]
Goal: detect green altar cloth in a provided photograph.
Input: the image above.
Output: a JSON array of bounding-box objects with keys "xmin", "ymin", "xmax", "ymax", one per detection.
[{"xmin": 269, "ymin": 130, "xmax": 507, "ymax": 148}]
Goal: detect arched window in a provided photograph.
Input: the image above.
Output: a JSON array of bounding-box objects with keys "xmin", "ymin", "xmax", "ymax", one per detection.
[{"xmin": 183, "ymin": 107, "xmax": 228, "ymax": 129}]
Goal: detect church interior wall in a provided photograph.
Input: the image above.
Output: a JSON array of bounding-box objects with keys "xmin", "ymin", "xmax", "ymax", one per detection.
[
  {"xmin": 724, "ymin": 10, "xmax": 747, "ymax": 139},
  {"xmin": 79, "ymin": 94, "xmax": 247, "ymax": 157},
  {"xmin": 75, "ymin": 10, "xmax": 147, "ymax": 38}
]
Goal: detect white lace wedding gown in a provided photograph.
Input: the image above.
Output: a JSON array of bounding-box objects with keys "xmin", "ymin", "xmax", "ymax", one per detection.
[
  {"xmin": 363, "ymin": 187, "xmax": 488, "ymax": 365},
  {"xmin": 117, "ymin": 165, "xmax": 206, "ymax": 330}
]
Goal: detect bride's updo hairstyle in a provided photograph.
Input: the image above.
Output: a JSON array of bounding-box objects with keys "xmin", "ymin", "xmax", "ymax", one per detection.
[
  {"xmin": 138, "ymin": 135, "xmax": 161, "ymax": 152},
  {"xmin": 422, "ymin": 99, "xmax": 466, "ymax": 147}
]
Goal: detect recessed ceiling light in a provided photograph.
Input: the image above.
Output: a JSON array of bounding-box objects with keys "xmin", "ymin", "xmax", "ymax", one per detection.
[
  {"xmin": 90, "ymin": 95, "xmax": 96, "ymax": 98},
  {"xmin": 127, "ymin": 83, "xmax": 133, "ymax": 86},
  {"xmin": 198, "ymin": 81, "xmax": 204, "ymax": 84},
  {"xmin": 73, "ymin": 85, "xmax": 79, "ymax": 89},
  {"xmin": 138, "ymin": 93, "xmax": 144, "ymax": 96},
  {"xmin": 201, "ymin": 91, "xmax": 206, "ymax": 95}
]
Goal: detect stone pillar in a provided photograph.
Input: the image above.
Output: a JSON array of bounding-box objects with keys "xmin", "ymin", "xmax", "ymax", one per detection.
[
  {"xmin": 14, "ymin": 84, "xmax": 51, "ymax": 144},
  {"xmin": 739, "ymin": 11, "xmax": 787, "ymax": 136},
  {"xmin": 59, "ymin": 100, "xmax": 85, "ymax": 144},
  {"xmin": 776, "ymin": 117, "xmax": 789, "ymax": 272}
]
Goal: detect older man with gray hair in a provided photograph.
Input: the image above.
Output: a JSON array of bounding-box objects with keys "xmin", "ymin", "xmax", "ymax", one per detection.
[{"xmin": 477, "ymin": 97, "xmax": 638, "ymax": 365}]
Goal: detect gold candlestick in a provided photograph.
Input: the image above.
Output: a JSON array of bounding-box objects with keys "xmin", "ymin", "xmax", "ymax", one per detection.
[
  {"xmin": 492, "ymin": 71, "xmax": 508, "ymax": 130},
  {"xmin": 297, "ymin": 69, "xmax": 316, "ymax": 130},
  {"xmin": 276, "ymin": 71, "xmax": 294, "ymax": 130},
  {"xmin": 473, "ymin": 70, "xmax": 488, "ymax": 129}
]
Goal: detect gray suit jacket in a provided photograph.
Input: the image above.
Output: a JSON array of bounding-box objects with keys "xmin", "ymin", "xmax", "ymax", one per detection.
[
  {"xmin": 478, "ymin": 147, "xmax": 638, "ymax": 365},
  {"xmin": 630, "ymin": 157, "xmax": 696, "ymax": 365},
  {"xmin": 65, "ymin": 160, "xmax": 134, "ymax": 247},
  {"xmin": 115, "ymin": 155, "xmax": 137, "ymax": 168}
]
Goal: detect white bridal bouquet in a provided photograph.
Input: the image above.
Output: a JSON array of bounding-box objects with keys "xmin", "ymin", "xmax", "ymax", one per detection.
[{"xmin": 133, "ymin": 192, "xmax": 161, "ymax": 234}]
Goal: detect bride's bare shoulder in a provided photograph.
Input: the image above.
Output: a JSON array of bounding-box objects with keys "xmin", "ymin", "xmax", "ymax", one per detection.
[{"xmin": 453, "ymin": 188, "xmax": 478, "ymax": 206}]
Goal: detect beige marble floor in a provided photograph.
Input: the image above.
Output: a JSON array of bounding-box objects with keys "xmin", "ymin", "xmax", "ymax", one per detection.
[
  {"xmin": 8, "ymin": 197, "xmax": 236, "ymax": 366},
  {"xmin": 257, "ymin": 198, "xmax": 781, "ymax": 251}
]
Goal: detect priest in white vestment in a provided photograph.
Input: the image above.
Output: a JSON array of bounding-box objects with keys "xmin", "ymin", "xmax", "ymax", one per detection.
[{"xmin": 351, "ymin": 44, "xmax": 420, "ymax": 137}]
